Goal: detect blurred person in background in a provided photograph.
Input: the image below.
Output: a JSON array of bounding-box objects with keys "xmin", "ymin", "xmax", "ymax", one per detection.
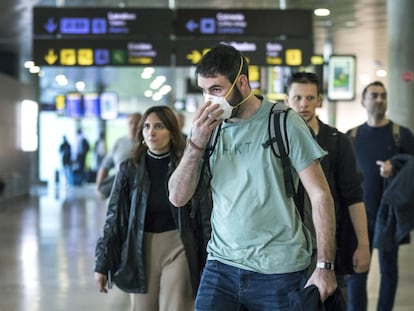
[
  {"xmin": 59, "ymin": 135, "xmax": 72, "ymax": 184},
  {"xmin": 95, "ymin": 113, "xmax": 141, "ymax": 198},
  {"xmin": 93, "ymin": 131, "xmax": 107, "ymax": 172}
]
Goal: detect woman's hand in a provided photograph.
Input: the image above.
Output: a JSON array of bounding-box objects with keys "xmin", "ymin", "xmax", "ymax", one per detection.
[{"xmin": 94, "ymin": 272, "xmax": 108, "ymax": 293}]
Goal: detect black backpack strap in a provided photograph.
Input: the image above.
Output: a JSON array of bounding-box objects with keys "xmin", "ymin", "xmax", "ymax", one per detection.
[
  {"xmin": 348, "ymin": 124, "xmax": 361, "ymax": 142},
  {"xmin": 262, "ymin": 102, "xmax": 295, "ymax": 198}
]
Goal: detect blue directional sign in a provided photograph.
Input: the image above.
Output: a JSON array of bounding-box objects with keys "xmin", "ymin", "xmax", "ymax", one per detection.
[
  {"xmin": 175, "ymin": 9, "xmax": 313, "ymax": 38},
  {"xmin": 33, "ymin": 7, "xmax": 172, "ymax": 37},
  {"xmin": 60, "ymin": 18, "xmax": 90, "ymax": 34},
  {"xmin": 94, "ymin": 49, "xmax": 110, "ymax": 65},
  {"xmin": 92, "ymin": 18, "xmax": 107, "ymax": 34},
  {"xmin": 44, "ymin": 18, "xmax": 58, "ymax": 33}
]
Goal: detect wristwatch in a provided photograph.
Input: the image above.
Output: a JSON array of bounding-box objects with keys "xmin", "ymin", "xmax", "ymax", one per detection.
[{"xmin": 316, "ymin": 261, "xmax": 335, "ymax": 270}]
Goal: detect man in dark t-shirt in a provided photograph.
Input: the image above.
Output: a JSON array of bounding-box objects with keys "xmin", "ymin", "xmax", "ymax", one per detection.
[{"xmin": 346, "ymin": 81, "xmax": 414, "ymax": 311}]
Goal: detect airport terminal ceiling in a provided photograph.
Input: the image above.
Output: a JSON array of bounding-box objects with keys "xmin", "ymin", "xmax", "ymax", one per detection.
[{"xmin": 0, "ymin": 0, "xmax": 387, "ymax": 105}]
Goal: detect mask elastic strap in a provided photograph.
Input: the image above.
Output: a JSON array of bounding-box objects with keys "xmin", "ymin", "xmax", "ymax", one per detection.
[
  {"xmin": 224, "ymin": 56, "xmax": 244, "ymax": 98},
  {"xmin": 231, "ymin": 90, "xmax": 254, "ymax": 110}
]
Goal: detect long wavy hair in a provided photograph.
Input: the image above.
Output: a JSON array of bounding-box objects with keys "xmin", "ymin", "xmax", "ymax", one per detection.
[{"xmin": 132, "ymin": 105, "xmax": 185, "ymax": 167}]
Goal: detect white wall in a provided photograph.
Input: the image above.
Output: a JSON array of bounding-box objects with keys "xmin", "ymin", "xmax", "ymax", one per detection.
[{"xmin": 0, "ymin": 73, "xmax": 36, "ymax": 200}]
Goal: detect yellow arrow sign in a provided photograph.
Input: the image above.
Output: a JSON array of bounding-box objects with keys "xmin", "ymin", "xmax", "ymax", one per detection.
[
  {"xmin": 286, "ymin": 49, "xmax": 302, "ymax": 66},
  {"xmin": 186, "ymin": 50, "xmax": 202, "ymax": 64},
  {"xmin": 44, "ymin": 49, "xmax": 58, "ymax": 65}
]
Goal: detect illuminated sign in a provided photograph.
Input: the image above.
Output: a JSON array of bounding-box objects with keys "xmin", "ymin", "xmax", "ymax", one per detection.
[
  {"xmin": 175, "ymin": 9, "xmax": 312, "ymax": 38},
  {"xmin": 175, "ymin": 39, "xmax": 313, "ymax": 66},
  {"xmin": 33, "ymin": 39, "xmax": 173, "ymax": 66},
  {"xmin": 66, "ymin": 93, "xmax": 83, "ymax": 118},
  {"xmin": 100, "ymin": 92, "xmax": 118, "ymax": 120},
  {"xmin": 83, "ymin": 93, "xmax": 100, "ymax": 117},
  {"xmin": 33, "ymin": 7, "xmax": 172, "ymax": 37},
  {"xmin": 32, "ymin": 8, "xmax": 314, "ymax": 67},
  {"xmin": 55, "ymin": 94, "xmax": 65, "ymax": 115},
  {"xmin": 175, "ymin": 39, "xmax": 262, "ymax": 66}
]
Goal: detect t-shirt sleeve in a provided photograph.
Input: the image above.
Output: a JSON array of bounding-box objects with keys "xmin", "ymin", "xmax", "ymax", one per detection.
[{"xmin": 286, "ymin": 111, "xmax": 327, "ymax": 173}]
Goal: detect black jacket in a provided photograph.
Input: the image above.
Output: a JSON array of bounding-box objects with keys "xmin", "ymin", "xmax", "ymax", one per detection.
[
  {"xmin": 94, "ymin": 153, "xmax": 212, "ymax": 295},
  {"xmin": 288, "ymin": 285, "xmax": 346, "ymax": 311},
  {"xmin": 373, "ymin": 154, "xmax": 414, "ymax": 250},
  {"xmin": 317, "ymin": 120, "xmax": 363, "ymax": 274}
]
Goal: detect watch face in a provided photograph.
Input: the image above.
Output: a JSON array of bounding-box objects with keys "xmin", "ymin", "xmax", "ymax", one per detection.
[{"xmin": 317, "ymin": 261, "xmax": 334, "ymax": 270}]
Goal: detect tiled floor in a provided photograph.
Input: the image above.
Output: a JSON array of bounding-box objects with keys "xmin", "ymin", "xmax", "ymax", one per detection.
[{"xmin": 0, "ymin": 183, "xmax": 413, "ymax": 311}]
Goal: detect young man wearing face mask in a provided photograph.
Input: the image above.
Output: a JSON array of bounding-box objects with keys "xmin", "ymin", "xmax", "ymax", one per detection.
[{"xmin": 168, "ymin": 44, "xmax": 337, "ymax": 310}]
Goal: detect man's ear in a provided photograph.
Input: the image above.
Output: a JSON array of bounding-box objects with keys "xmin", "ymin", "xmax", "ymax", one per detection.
[
  {"xmin": 238, "ymin": 74, "xmax": 249, "ymax": 90},
  {"xmin": 361, "ymin": 98, "xmax": 366, "ymax": 108},
  {"xmin": 284, "ymin": 95, "xmax": 289, "ymax": 106},
  {"xmin": 317, "ymin": 94, "xmax": 323, "ymax": 108}
]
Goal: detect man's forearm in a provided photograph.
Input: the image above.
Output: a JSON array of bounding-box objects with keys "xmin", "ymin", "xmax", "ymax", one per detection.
[
  {"xmin": 168, "ymin": 144, "xmax": 204, "ymax": 207},
  {"xmin": 312, "ymin": 192, "xmax": 336, "ymax": 262},
  {"xmin": 300, "ymin": 161, "xmax": 336, "ymax": 262},
  {"xmin": 348, "ymin": 202, "xmax": 370, "ymax": 246}
]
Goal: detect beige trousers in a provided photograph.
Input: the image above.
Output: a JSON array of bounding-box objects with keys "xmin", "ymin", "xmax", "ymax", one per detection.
[{"xmin": 130, "ymin": 230, "xmax": 194, "ymax": 311}]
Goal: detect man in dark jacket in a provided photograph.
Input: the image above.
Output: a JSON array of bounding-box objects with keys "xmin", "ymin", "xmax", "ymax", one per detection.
[{"xmin": 286, "ymin": 72, "xmax": 370, "ymax": 304}]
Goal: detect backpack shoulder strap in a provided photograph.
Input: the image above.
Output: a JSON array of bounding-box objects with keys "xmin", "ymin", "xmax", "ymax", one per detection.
[
  {"xmin": 262, "ymin": 102, "xmax": 295, "ymax": 198},
  {"xmin": 262, "ymin": 102, "xmax": 291, "ymax": 155},
  {"xmin": 348, "ymin": 125, "xmax": 361, "ymax": 141},
  {"xmin": 392, "ymin": 121, "xmax": 401, "ymax": 150}
]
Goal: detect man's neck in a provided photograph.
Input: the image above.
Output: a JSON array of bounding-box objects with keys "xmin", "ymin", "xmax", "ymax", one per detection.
[
  {"xmin": 229, "ymin": 94, "xmax": 261, "ymax": 122},
  {"xmin": 308, "ymin": 116, "xmax": 320, "ymax": 135},
  {"xmin": 367, "ymin": 115, "xmax": 388, "ymax": 127}
]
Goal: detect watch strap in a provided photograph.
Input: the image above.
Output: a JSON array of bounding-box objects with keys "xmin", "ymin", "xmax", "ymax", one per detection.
[{"xmin": 316, "ymin": 261, "xmax": 335, "ymax": 270}]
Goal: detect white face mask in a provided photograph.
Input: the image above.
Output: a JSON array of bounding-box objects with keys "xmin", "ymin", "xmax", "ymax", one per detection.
[
  {"xmin": 203, "ymin": 56, "xmax": 247, "ymax": 121},
  {"xmin": 204, "ymin": 94, "xmax": 233, "ymax": 120}
]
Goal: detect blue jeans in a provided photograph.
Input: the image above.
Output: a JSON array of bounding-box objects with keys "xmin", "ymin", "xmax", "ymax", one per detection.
[
  {"xmin": 195, "ymin": 260, "xmax": 307, "ymax": 311},
  {"xmin": 347, "ymin": 244, "xmax": 399, "ymax": 311}
]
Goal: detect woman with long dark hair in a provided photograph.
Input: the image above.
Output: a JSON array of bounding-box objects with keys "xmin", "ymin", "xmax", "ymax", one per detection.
[{"xmin": 94, "ymin": 105, "xmax": 201, "ymax": 311}]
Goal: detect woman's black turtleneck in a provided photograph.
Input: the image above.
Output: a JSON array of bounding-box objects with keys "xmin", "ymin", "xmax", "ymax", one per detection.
[{"xmin": 144, "ymin": 151, "xmax": 176, "ymax": 233}]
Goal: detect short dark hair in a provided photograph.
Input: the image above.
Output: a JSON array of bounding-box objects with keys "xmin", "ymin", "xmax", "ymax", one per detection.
[
  {"xmin": 286, "ymin": 72, "xmax": 321, "ymax": 95},
  {"xmin": 361, "ymin": 81, "xmax": 386, "ymax": 99},
  {"xmin": 195, "ymin": 43, "xmax": 249, "ymax": 82}
]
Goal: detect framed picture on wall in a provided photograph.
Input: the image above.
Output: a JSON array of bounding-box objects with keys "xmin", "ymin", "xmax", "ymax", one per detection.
[{"xmin": 328, "ymin": 55, "xmax": 356, "ymax": 101}]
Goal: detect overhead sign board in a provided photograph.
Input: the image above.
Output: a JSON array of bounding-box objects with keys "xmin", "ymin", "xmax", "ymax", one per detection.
[
  {"xmin": 33, "ymin": 39, "xmax": 172, "ymax": 66},
  {"xmin": 33, "ymin": 7, "xmax": 172, "ymax": 37},
  {"xmin": 175, "ymin": 39, "xmax": 313, "ymax": 66},
  {"xmin": 32, "ymin": 7, "xmax": 314, "ymax": 67},
  {"xmin": 174, "ymin": 9, "xmax": 312, "ymax": 38}
]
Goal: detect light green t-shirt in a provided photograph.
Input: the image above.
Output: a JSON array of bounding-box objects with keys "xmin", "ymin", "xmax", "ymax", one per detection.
[{"xmin": 207, "ymin": 100, "xmax": 326, "ymax": 274}]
